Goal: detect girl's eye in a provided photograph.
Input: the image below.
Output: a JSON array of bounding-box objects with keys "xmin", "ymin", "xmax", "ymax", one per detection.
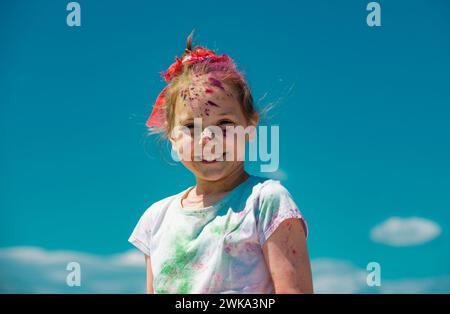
[
  {"xmin": 218, "ymin": 120, "xmax": 235, "ymax": 126},
  {"xmin": 218, "ymin": 120, "xmax": 235, "ymax": 136},
  {"xmin": 181, "ymin": 123, "xmax": 195, "ymax": 136}
]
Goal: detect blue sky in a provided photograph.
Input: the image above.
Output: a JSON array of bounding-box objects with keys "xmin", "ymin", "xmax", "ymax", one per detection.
[{"xmin": 1, "ymin": 0, "xmax": 449, "ymax": 293}]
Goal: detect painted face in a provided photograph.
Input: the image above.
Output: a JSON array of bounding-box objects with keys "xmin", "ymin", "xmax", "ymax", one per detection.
[{"xmin": 170, "ymin": 73, "xmax": 256, "ymax": 181}]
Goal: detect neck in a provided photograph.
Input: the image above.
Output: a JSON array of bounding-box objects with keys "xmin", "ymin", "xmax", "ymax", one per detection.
[{"xmin": 194, "ymin": 165, "xmax": 249, "ymax": 195}]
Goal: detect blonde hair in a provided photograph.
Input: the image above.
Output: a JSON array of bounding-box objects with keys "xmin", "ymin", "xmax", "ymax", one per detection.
[{"xmin": 151, "ymin": 32, "xmax": 258, "ymax": 138}]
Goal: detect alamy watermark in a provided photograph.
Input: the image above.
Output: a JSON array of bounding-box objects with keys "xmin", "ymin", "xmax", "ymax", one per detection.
[
  {"xmin": 366, "ymin": 261, "xmax": 381, "ymax": 287},
  {"xmin": 169, "ymin": 118, "xmax": 279, "ymax": 173},
  {"xmin": 66, "ymin": 2, "xmax": 81, "ymax": 27},
  {"xmin": 66, "ymin": 262, "xmax": 81, "ymax": 287}
]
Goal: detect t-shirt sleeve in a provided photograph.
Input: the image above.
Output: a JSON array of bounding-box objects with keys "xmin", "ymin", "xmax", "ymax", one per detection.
[
  {"xmin": 128, "ymin": 205, "xmax": 154, "ymax": 256},
  {"xmin": 256, "ymin": 180, "xmax": 309, "ymax": 246}
]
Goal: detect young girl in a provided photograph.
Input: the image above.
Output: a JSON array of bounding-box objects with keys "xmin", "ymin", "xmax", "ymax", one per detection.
[{"xmin": 128, "ymin": 32, "xmax": 313, "ymax": 294}]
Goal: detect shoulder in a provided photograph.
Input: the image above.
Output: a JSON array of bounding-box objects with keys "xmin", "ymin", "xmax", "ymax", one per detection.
[
  {"xmin": 250, "ymin": 176, "xmax": 293, "ymax": 204},
  {"xmin": 249, "ymin": 176, "xmax": 308, "ymax": 240},
  {"xmin": 136, "ymin": 188, "xmax": 187, "ymax": 222},
  {"xmin": 260, "ymin": 178, "xmax": 291, "ymax": 196},
  {"xmin": 250, "ymin": 176, "xmax": 300, "ymax": 219}
]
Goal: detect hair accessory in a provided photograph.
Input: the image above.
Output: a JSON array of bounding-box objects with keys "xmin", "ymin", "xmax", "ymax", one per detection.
[{"xmin": 146, "ymin": 47, "xmax": 231, "ymax": 128}]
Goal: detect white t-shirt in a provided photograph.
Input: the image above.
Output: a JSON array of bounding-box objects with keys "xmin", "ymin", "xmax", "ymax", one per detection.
[{"xmin": 128, "ymin": 174, "xmax": 308, "ymax": 294}]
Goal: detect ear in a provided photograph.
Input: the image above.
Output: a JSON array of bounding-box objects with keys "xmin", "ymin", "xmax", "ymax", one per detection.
[
  {"xmin": 165, "ymin": 122, "xmax": 176, "ymax": 146},
  {"xmin": 248, "ymin": 112, "xmax": 259, "ymax": 142},
  {"xmin": 168, "ymin": 132, "xmax": 176, "ymax": 148},
  {"xmin": 251, "ymin": 112, "xmax": 260, "ymax": 127}
]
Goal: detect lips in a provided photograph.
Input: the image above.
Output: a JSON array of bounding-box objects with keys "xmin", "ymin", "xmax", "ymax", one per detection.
[
  {"xmin": 201, "ymin": 159, "xmax": 218, "ymax": 164},
  {"xmin": 201, "ymin": 153, "xmax": 226, "ymax": 163}
]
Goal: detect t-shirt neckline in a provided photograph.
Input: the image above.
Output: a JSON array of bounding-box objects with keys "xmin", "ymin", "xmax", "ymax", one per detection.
[{"xmin": 177, "ymin": 175, "xmax": 254, "ymax": 214}]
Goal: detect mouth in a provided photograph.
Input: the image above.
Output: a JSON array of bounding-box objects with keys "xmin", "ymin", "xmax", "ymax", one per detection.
[{"xmin": 201, "ymin": 153, "xmax": 226, "ymax": 164}]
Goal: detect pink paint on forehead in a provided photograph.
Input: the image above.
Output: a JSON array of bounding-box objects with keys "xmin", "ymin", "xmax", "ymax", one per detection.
[
  {"xmin": 208, "ymin": 77, "xmax": 225, "ymax": 90},
  {"xmin": 207, "ymin": 100, "xmax": 220, "ymax": 107}
]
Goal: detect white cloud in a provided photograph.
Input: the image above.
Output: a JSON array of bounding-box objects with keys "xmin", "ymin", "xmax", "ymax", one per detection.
[
  {"xmin": 311, "ymin": 259, "xmax": 368, "ymax": 293},
  {"xmin": 1, "ymin": 246, "xmax": 450, "ymax": 293},
  {"xmin": 0, "ymin": 246, "xmax": 146, "ymax": 293},
  {"xmin": 370, "ymin": 216, "xmax": 441, "ymax": 246},
  {"xmin": 311, "ymin": 258, "xmax": 450, "ymax": 294},
  {"xmin": 380, "ymin": 275, "xmax": 450, "ymax": 293}
]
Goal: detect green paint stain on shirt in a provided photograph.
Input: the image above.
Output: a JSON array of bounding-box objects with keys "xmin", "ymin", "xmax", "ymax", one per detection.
[
  {"xmin": 210, "ymin": 224, "xmax": 224, "ymax": 234},
  {"xmin": 155, "ymin": 286, "xmax": 168, "ymax": 294},
  {"xmin": 154, "ymin": 233, "xmax": 198, "ymax": 294},
  {"xmin": 260, "ymin": 194, "xmax": 280, "ymax": 217},
  {"xmin": 178, "ymin": 280, "xmax": 192, "ymax": 294}
]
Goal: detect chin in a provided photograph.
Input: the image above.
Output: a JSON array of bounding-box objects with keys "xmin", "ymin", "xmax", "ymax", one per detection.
[{"xmin": 193, "ymin": 162, "xmax": 231, "ymax": 181}]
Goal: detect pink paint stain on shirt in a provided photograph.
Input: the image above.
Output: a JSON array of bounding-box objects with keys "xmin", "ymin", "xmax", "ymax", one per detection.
[
  {"xmin": 193, "ymin": 262, "xmax": 205, "ymax": 270},
  {"xmin": 224, "ymin": 245, "xmax": 232, "ymax": 254},
  {"xmin": 213, "ymin": 274, "xmax": 223, "ymax": 284}
]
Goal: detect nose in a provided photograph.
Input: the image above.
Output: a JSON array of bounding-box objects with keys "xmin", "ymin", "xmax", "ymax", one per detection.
[{"xmin": 199, "ymin": 127, "xmax": 214, "ymax": 145}]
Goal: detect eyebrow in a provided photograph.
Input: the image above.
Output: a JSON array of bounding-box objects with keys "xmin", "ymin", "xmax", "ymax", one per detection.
[
  {"xmin": 178, "ymin": 111, "xmax": 235, "ymax": 124},
  {"xmin": 217, "ymin": 111, "xmax": 234, "ymax": 116}
]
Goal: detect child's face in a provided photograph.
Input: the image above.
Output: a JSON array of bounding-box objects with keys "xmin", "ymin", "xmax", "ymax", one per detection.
[{"xmin": 169, "ymin": 73, "xmax": 256, "ymax": 182}]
